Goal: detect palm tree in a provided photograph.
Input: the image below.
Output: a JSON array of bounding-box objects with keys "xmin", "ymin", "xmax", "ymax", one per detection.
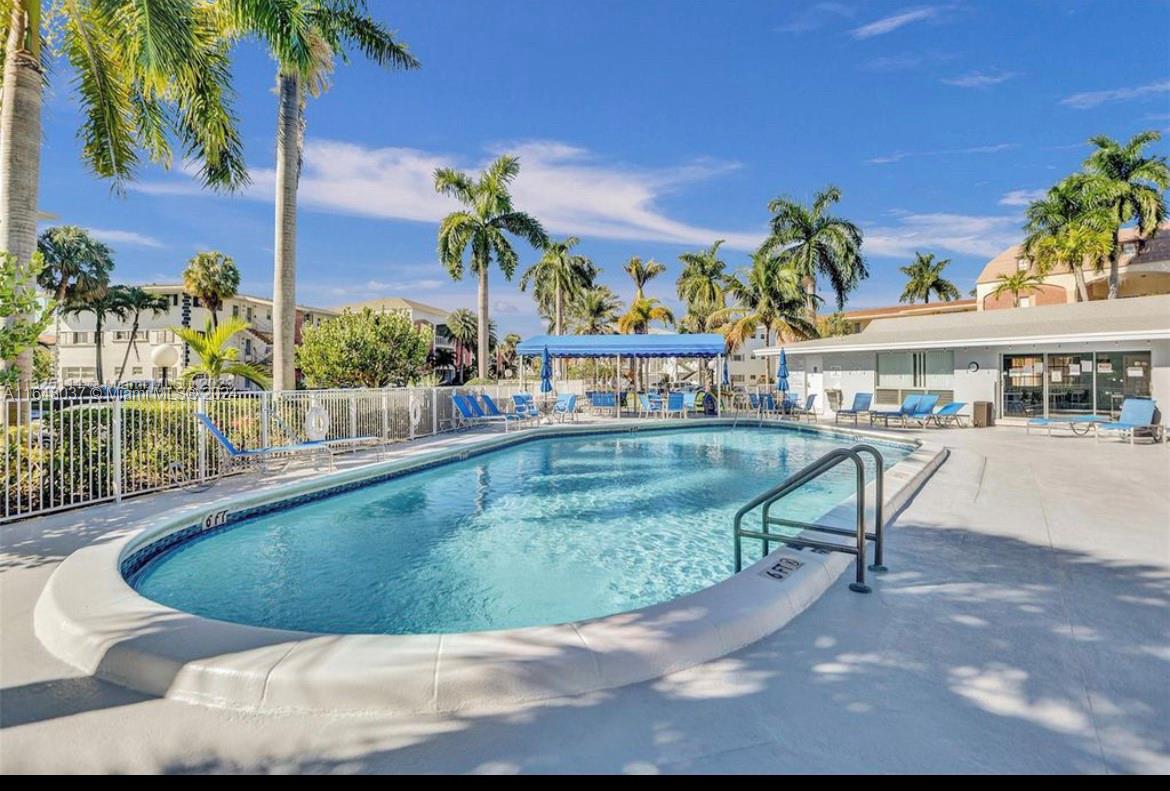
[
  {"xmin": 496, "ymin": 332, "xmax": 522, "ymax": 378},
  {"xmin": 1024, "ymin": 175, "xmax": 1116, "ymax": 302},
  {"xmin": 35, "ymin": 226, "xmax": 114, "ymax": 303},
  {"xmin": 617, "ymin": 297, "xmax": 674, "ymax": 391},
  {"xmin": 676, "ymin": 240, "xmax": 728, "ymax": 333},
  {"xmin": 229, "ymin": 2, "xmax": 418, "ymax": 389},
  {"xmin": 569, "ymin": 286, "xmax": 623, "ymax": 335},
  {"xmin": 990, "ymin": 271, "xmax": 1047, "ymax": 308},
  {"xmin": 444, "ymin": 308, "xmax": 478, "ymax": 384},
  {"xmin": 61, "ymin": 285, "xmax": 132, "ymax": 385},
  {"xmin": 1, "ymin": 1, "xmax": 247, "ymax": 387},
  {"xmin": 1082, "ymin": 131, "xmax": 1169, "ymax": 298},
  {"xmin": 435, "ymin": 155, "xmax": 549, "ymax": 379},
  {"xmin": 709, "ymin": 253, "xmax": 816, "ymax": 381},
  {"xmin": 762, "ymin": 185, "xmax": 866, "ymax": 319},
  {"xmin": 174, "ymin": 317, "xmax": 269, "ymax": 390},
  {"xmin": 182, "ymin": 251, "xmax": 239, "ymax": 328},
  {"xmin": 519, "ymin": 236, "xmax": 594, "ymax": 335},
  {"xmin": 899, "ymin": 252, "xmax": 961, "ymax": 304},
  {"xmin": 624, "ymin": 256, "xmax": 666, "ymax": 301},
  {"xmin": 113, "ymin": 287, "xmax": 170, "ymax": 385}
]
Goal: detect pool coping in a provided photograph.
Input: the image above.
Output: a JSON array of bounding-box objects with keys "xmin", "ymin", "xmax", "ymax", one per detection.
[{"xmin": 33, "ymin": 418, "xmax": 948, "ymax": 715}]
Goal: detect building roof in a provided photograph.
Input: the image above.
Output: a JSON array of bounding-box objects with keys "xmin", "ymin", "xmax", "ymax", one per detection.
[
  {"xmin": 140, "ymin": 284, "xmax": 337, "ymax": 315},
  {"xmin": 841, "ymin": 299, "xmax": 977, "ymax": 321},
  {"xmin": 339, "ymin": 296, "xmax": 450, "ymax": 317},
  {"xmin": 517, "ymin": 333, "xmax": 726, "ymax": 358},
  {"xmin": 976, "ymin": 224, "xmax": 1170, "ymax": 284},
  {"xmin": 757, "ymin": 293, "xmax": 1170, "ymax": 356}
]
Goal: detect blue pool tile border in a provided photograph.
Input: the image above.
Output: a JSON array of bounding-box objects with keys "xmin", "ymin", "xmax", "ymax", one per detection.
[{"xmin": 121, "ymin": 421, "xmax": 915, "ymax": 584}]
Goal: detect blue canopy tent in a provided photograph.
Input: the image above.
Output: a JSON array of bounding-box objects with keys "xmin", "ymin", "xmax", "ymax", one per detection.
[{"xmin": 515, "ymin": 333, "xmax": 727, "ymax": 417}]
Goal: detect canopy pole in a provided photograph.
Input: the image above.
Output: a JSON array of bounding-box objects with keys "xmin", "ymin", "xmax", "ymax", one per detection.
[
  {"xmin": 717, "ymin": 354, "xmax": 723, "ymax": 416},
  {"xmin": 520, "ymin": 355, "xmax": 525, "ymax": 392},
  {"xmin": 616, "ymin": 353, "xmax": 621, "ymax": 420}
]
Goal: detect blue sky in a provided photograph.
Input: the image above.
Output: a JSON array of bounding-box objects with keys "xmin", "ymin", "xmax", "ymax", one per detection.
[{"xmin": 37, "ymin": 0, "xmax": 1170, "ymax": 336}]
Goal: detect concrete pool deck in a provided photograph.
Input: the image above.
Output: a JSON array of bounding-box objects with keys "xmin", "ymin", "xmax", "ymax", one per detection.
[{"xmin": 1, "ymin": 422, "xmax": 1168, "ymax": 773}]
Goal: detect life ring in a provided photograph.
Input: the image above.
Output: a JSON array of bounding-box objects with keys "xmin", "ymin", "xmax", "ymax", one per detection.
[
  {"xmin": 409, "ymin": 394, "xmax": 423, "ymax": 435},
  {"xmin": 304, "ymin": 404, "xmax": 330, "ymax": 441}
]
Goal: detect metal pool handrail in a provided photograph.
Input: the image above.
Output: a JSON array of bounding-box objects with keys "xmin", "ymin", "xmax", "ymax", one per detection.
[{"xmin": 733, "ymin": 443, "xmax": 886, "ymax": 593}]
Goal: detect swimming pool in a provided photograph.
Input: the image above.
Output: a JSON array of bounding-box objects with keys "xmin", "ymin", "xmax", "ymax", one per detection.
[{"xmin": 129, "ymin": 426, "xmax": 910, "ymax": 635}]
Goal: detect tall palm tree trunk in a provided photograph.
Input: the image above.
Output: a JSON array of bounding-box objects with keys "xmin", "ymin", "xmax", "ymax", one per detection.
[
  {"xmin": 0, "ymin": 2, "xmax": 43, "ymax": 393},
  {"xmin": 477, "ymin": 264, "xmax": 489, "ymax": 380},
  {"xmin": 1107, "ymin": 229, "xmax": 1121, "ymax": 299},
  {"xmin": 94, "ymin": 315, "xmax": 105, "ymax": 385},
  {"xmin": 1072, "ymin": 266, "xmax": 1089, "ymax": 302},
  {"xmin": 115, "ymin": 314, "xmax": 141, "ymax": 385},
  {"xmin": 803, "ymin": 276, "xmax": 817, "ymax": 323},
  {"xmin": 272, "ymin": 72, "xmax": 301, "ymax": 391}
]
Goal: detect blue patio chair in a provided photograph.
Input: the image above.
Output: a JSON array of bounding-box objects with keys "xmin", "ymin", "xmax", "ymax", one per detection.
[
  {"xmin": 1095, "ymin": 398, "xmax": 1163, "ymax": 444},
  {"xmin": 904, "ymin": 394, "xmax": 941, "ymax": 427},
  {"xmin": 638, "ymin": 392, "xmax": 663, "ymax": 417},
  {"xmin": 748, "ymin": 392, "xmax": 762, "ymax": 411},
  {"xmin": 552, "ymin": 393, "xmax": 578, "ymax": 422},
  {"xmin": 869, "ymin": 394, "xmax": 923, "ymax": 427},
  {"xmin": 663, "ymin": 391, "xmax": 686, "ymax": 418},
  {"xmin": 928, "ymin": 401, "xmax": 967, "ymax": 428},
  {"xmin": 1025, "ymin": 413, "xmax": 1110, "ymax": 437},
  {"xmin": 683, "ymin": 391, "xmax": 698, "ymax": 412},
  {"xmin": 480, "ymin": 393, "xmax": 534, "ymax": 426},
  {"xmin": 196, "ymin": 413, "xmax": 333, "ymax": 474},
  {"xmin": 835, "ymin": 393, "xmax": 873, "ymax": 425},
  {"xmin": 512, "ymin": 393, "xmax": 541, "ymax": 420},
  {"xmin": 790, "ymin": 393, "xmax": 817, "ymax": 422},
  {"xmin": 759, "ymin": 392, "xmax": 784, "ymax": 419},
  {"xmin": 589, "ymin": 391, "xmax": 616, "ymax": 415}
]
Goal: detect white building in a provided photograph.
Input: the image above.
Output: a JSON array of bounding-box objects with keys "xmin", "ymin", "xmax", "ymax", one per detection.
[
  {"xmin": 756, "ymin": 293, "xmax": 1170, "ymax": 426},
  {"xmin": 54, "ymin": 284, "xmax": 337, "ymax": 389}
]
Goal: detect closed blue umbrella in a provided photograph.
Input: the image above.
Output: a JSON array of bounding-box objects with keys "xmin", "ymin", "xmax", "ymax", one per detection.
[
  {"xmin": 776, "ymin": 347, "xmax": 790, "ymax": 392},
  {"xmin": 540, "ymin": 346, "xmax": 553, "ymax": 393}
]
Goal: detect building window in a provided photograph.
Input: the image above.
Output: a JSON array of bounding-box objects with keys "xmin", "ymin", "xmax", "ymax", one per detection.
[
  {"xmin": 877, "ymin": 350, "xmax": 954, "ymax": 391},
  {"xmin": 246, "ymin": 307, "xmax": 253, "ymax": 321},
  {"xmin": 151, "ymin": 330, "xmax": 176, "ymax": 344},
  {"xmin": 731, "ymin": 374, "xmax": 745, "ymax": 383},
  {"xmin": 61, "ymin": 366, "xmax": 97, "ymax": 381},
  {"xmin": 232, "ymin": 305, "xmax": 239, "ymax": 318},
  {"xmin": 732, "ymin": 354, "xmax": 744, "ymax": 362},
  {"xmin": 61, "ymin": 332, "xmax": 91, "ymax": 345},
  {"xmin": 1019, "ymin": 296, "xmax": 1032, "ymax": 308},
  {"xmin": 1016, "ymin": 258, "xmax": 1029, "ymax": 271},
  {"xmin": 171, "ymin": 294, "xmax": 179, "ymax": 307}
]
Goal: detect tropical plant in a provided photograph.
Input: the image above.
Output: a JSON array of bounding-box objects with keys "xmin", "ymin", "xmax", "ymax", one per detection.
[
  {"xmin": 1024, "ymin": 174, "xmax": 1116, "ymax": 302},
  {"xmin": 898, "ymin": 252, "xmax": 961, "ymax": 304},
  {"xmin": 174, "ymin": 317, "xmax": 269, "ymax": 389},
  {"xmin": 569, "ymin": 286, "xmax": 623, "ymax": 335},
  {"xmin": 817, "ymin": 311, "xmax": 854, "ymax": 338},
  {"xmin": 296, "ymin": 308, "xmax": 432, "ymax": 388},
  {"xmin": 182, "ymin": 251, "xmax": 239, "ymax": 327},
  {"xmin": 990, "ymin": 271, "xmax": 1048, "ymax": 308},
  {"xmin": 229, "ymin": 1, "xmax": 419, "ymax": 390},
  {"xmin": 519, "ymin": 236, "xmax": 594, "ymax": 335},
  {"xmin": 1, "ymin": 250, "xmax": 53, "ymax": 390},
  {"xmin": 709, "ymin": 253, "xmax": 817, "ymax": 381},
  {"xmin": 60, "ymin": 285, "xmax": 133, "ymax": 385},
  {"xmin": 434, "ymin": 155, "xmax": 548, "ymax": 379},
  {"xmin": 444, "ymin": 307, "xmax": 478, "ymax": 384},
  {"xmin": 35, "ymin": 226, "xmax": 114, "ymax": 303},
  {"xmin": 1, "ymin": 0, "xmax": 247, "ymax": 387},
  {"xmin": 761, "ymin": 185, "xmax": 866, "ymax": 318},
  {"xmin": 617, "ymin": 297, "xmax": 674, "ymax": 391},
  {"xmin": 676, "ymin": 240, "xmax": 728, "ymax": 332},
  {"xmin": 495, "ymin": 332, "xmax": 522, "ymax": 378},
  {"xmin": 1081, "ymin": 131, "xmax": 1169, "ymax": 298},
  {"xmin": 623, "ymin": 256, "xmax": 666, "ymax": 301},
  {"xmin": 113, "ymin": 287, "xmax": 171, "ymax": 384}
]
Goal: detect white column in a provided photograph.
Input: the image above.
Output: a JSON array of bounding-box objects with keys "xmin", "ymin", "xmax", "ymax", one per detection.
[{"xmin": 717, "ymin": 355, "xmax": 722, "ymax": 416}]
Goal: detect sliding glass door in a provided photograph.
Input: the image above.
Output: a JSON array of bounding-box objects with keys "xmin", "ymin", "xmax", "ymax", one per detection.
[
  {"xmin": 1047, "ymin": 354, "xmax": 1093, "ymax": 415},
  {"xmin": 1002, "ymin": 354, "xmax": 1044, "ymax": 417},
  {"xmin": 1001, "ymin": 351, "xmax": 1152, "ymax": 419}
]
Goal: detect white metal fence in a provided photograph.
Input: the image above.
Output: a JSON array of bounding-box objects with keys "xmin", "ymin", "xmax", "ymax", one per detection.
[{"xmin": 1, "ymin": 384, "xmax": 526, "ymax": 523}]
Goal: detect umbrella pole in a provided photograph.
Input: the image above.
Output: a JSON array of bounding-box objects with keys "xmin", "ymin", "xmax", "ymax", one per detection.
[
  {"xmin": 717, "ymin": 354, "xmax": 722, "ymax": 416},
  {"xmin": 520, "ymin": 355, "xmax": 525, "ymax": 392},
  {"xmin": 616, "ymin": 353, "xmax": 621, "ymax": 420}
]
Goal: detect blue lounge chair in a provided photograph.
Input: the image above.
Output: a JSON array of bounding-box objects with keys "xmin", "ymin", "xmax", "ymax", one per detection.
[
  {"xmin": 453, "ymin": 394, "xmax": 520, "ymax": 432},
  {"xmin": 790, "ymin": 393, "xmax": 817, "ymax": 422},
  {"xmin": 512, "ymin": 393, "xmax": 541, "ymax": 420},
  {"xmin": 552, "ymin": 393, "xmax": 578, "ymax": 422},
  {"xmin": 928, "ymin": 401, "xmax": 967, "ymax": 428},
  {"xmin": 663, "ymin": 391, "xmax": 686, "ymax": 418},
  {"xmin": 835, "ymin": 393, "xmax": 872, "ymax": 425},
  {"xmin": 1095, "ymin": 398, "xmax": 1164, "ymax": 444},
  {"xmin": 270, "ymin": 412, "xmax": 384, "ymax": 457},
  {"xmin": 479, "ymin": 393, "xmax": 534, "ymax": 426},
  {"xmin": 904, "ymin": 394, "xmax": 941, "ymax": 427},
  {"xmin": 1026, "ymin": 414, "xmax": 1110, "ymax": 437},
  {"xmin": 589, "ymin": 391, "xmax": 616, "ymax": 415},
  {"xmin": 196, "ymin": 413, "xmax": 333, "ymax": 474},
  {"xmin": 870, "ymin": 394, "xmax": 923, "ymax": 427}
]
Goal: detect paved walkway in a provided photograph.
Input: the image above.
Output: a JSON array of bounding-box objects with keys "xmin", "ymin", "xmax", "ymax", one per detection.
[{"xmin": 1, "ymin": 425, "xmax": 1167, "ymax": 773}]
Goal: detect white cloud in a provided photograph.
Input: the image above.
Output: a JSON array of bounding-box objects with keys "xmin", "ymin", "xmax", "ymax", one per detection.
[
  {"xmin": 84, "ymin": 228, "xmax": 164, "ymax": 248},
  {"xmin": 867, "ymin": 142, "xmax": 1017, "ymax": 165},
  {"xmin": 851, "ymin": 7, "xmax": 940, "ymax": 39},
  {"xmin": 863, "ymin": 211, "xmax": 1020, "ymax": 258},
  {"xmin": 942, "ymin": 70, "xmax": 1017, "ymax": 88},
  {"xmin": 998, "ymin": 189, "xmax": 1046, "ymax": 207},
  {"xmin": 775, "ymin": 2, "xmax": 855, "ymax": 34},
  {"xmin": 136, "ymin": 138, "xmax": 767, "ymax": 251},
  {"xmin": 1060, "ymin": 79, "xmax": 1170, "ymax": 110}
]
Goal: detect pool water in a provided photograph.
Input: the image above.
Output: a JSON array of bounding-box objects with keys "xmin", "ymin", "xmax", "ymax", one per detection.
[{"xmin": 131, "ymin": 427, "xmax": 909, "ymax": 634}]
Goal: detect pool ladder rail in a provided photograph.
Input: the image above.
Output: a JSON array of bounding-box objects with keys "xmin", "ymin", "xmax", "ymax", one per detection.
[{"xmin": 733, "ymin": 444, "xmax": 886, "ymax": 593}]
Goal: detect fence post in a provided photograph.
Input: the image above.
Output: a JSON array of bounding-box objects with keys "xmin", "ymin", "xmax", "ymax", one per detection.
[
  {"xmin": 349, "ymin": 393, "xmax": 358, "ymax": 439},
  {"xmin": 198, "ymin": 394, "xmax": 208, "ymax": 482},
  {"xmin": 261, "ymin": 391, "xmax": 271, "ymax": 449},
  {"xmin": 432, "ymin": 387, "xmax": 438, "ymax": 435},
  {"xmin": 382, "ymin": 390, "xmax": 390, "ymax": 441},
  {"xmin": 112, "ymin": 395, "xmax": 123, "ymax": 502}
]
